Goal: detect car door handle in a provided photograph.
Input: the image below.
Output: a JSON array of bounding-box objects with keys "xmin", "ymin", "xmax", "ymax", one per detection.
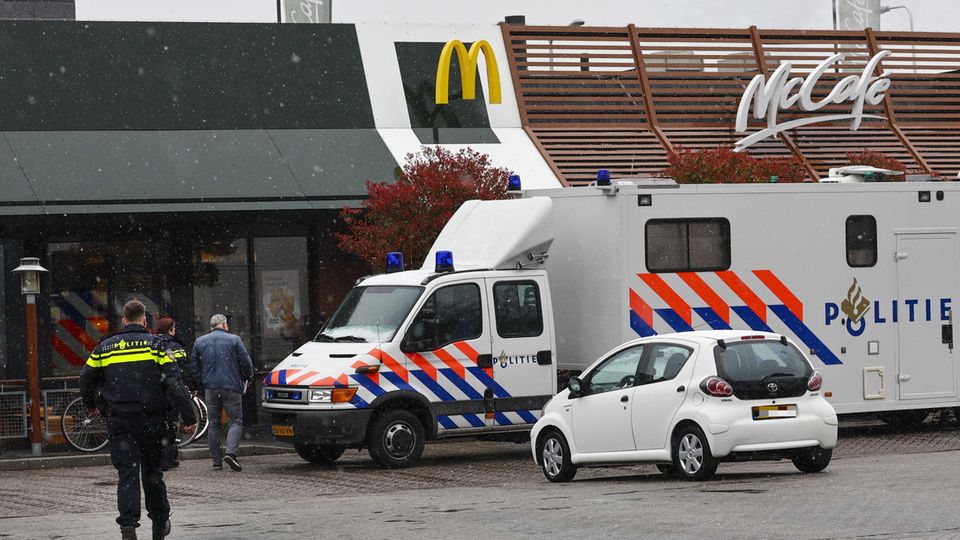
[
  {"xmin": 676, "ymin": 386, "xmax": 685, "ymax": 393},
  {"xmin": 620, "ymin": 395, "xmax": 629, "ymax": 402}
]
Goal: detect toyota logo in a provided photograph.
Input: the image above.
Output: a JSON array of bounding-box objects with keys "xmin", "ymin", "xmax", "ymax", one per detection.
[{"xmin": 767, "ymin": 382, "xmax": 779, "ymax": 393}]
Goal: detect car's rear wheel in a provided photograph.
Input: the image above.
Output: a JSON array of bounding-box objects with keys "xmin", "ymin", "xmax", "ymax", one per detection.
[
  {"xmin": 673, "ymin": 425, "xmax": 717, "ymax": 481},
  {"xmin": 538, "ymin": 430, "xmax": 577, "ymax": 483},
  {"xmin": 791, "ymin": 446, "xmax": 832, "ymax": 473},
  {"xmin": 294, "ymin": 443, "xmax": 345, "ymax": 464}
]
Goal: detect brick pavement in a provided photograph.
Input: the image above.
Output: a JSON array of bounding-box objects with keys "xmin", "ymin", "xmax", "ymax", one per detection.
[{"xmin": 0, "ymin": 418, "xmax": 957, "ymax": 521}]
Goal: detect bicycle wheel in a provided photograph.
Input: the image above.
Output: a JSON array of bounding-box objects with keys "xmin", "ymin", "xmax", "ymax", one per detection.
[
  {"xmin": 61, "ymin": 397, "xmax": 109, "ymax": 452},
  {"xmin": 194, "ymin": 397, "xmax": 210, "ymax": 440},
  {"xmin": 175, "ymin": 397, "xmax": 203, "ymax": 448}
]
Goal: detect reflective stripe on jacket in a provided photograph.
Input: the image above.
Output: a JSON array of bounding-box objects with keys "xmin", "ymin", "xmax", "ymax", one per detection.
[{"xmin": 79, "ymin": 324, "xmax": 196, "ymax": 422}]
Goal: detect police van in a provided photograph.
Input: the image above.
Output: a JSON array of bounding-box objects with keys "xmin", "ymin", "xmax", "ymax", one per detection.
[{"xmin": 263, "ymin": 174, "xmax": 959, "ymax": 467}]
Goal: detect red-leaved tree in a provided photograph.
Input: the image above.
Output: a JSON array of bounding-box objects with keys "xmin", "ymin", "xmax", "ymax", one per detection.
[
  {"xmin": 660, "ymin": 146, "xmax": 809, "ymax": 183},
  {"xmin": 337, "ymin": 147, "xmax": 509, "ymax": 271}
]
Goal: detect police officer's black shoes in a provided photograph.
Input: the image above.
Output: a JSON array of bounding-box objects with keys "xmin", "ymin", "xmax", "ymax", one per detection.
[
  {"xmin": 152, "ymin": 519, "xmax": 170, "ymax": 540},
  {"xmin": 120, "ymin": 525, "xmax": 137, "ymax": 540},
  {"xmin": 224, "ymin": 454, "xmax": 242, "ymax": 472}
]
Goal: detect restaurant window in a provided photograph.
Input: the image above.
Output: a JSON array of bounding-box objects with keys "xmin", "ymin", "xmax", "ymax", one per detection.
[
  {"xmin": 254, "ymin": 237, "xmax": 308, "ymax": 369},
  {"xmin": 645, "ymin": 218, "xmax": 730, "ymax": 273},
  {"xmin": 846, "ymin": 215, "xmax": 877, "ymax": 268},
  {"xmin": 193, "ymin": 239, "xmax": 252, "ymax": 355},
  {"xmin": 47, "ymin": 241, "xmax": 173, "ymax": 375}
]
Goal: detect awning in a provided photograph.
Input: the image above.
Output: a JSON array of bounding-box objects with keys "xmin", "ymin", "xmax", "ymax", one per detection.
[{"xmin": 0, "ymin": 129, "xmax": 398, "ymax": 214}]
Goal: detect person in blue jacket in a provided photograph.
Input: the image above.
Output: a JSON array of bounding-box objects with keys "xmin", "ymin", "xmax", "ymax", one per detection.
[{"xmin": 189, "ymin": 313, "xmax": 253, "ymax": 472}]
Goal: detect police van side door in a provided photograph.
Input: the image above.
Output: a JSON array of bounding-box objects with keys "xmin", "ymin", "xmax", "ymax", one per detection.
[
  {"xmin": 400, "ymin": 279, "xmax": 493, "ymax": 432},
  {"xmin": 485, "ymin": 276, "xmax": 554, "ymax": 428}
]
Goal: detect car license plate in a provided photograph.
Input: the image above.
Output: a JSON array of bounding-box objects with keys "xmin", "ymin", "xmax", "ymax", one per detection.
[
  {"xmin": 272, "ymin": 425, "xmax": 295, "ymax": 437},
  {"xmin": 752, "ymin": 404, "xmax": 797, "ymax": 420}
]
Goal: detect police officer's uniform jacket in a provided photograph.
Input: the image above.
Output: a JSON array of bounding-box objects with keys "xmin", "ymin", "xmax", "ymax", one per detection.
[
  {"xmin": 79, "ymin": 324, "xmax": 196, "ymax": 423},
  {"xmin": 156, "ymin": 333, "xmax": 200, "ymax": 394}
]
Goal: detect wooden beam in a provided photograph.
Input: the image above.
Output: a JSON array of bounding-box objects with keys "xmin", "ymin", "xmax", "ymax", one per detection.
[
  {"xmin": 627, "ymin": 24, "xmax": 673, "ymax": 153},
  {"xmin": 864, "ymin": 27, "xmax": 933, "ymax": 174},
  {"xmin": 749, "ymin": 26, "xmax": 820, "ymax": 180},
  {"xmin": 499, "ymin": 23, "xmax": 531, "ymax": 126}
]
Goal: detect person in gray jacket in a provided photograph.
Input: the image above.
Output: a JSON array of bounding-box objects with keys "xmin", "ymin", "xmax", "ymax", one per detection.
[{"xmin": 189, "ymin": 313, "xmax": 253, "ymax": 472}]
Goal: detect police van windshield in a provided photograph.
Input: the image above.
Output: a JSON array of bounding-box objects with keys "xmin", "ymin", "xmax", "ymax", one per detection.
[{"xmin": 316, "ymin": 286, "xmax": 424, "ymax": 343}]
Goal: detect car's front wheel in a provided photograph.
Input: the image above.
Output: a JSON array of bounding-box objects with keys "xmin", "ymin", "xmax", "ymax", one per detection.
[
  {"xmin": 538, "ymin": 430, "xmax": 577, "ymax": 483},
  {"xmin": 673, "ymin": 425, "xmax": 718, "ymax": 481},
  {"xmin": 791, "ymin": 446, "xmax": 833, "ymax": 473}
]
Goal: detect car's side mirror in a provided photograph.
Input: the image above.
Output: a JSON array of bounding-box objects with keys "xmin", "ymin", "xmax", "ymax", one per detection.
[{"xmin": 567, "ymin": 377, "xmax": 583, "ymax": 397}]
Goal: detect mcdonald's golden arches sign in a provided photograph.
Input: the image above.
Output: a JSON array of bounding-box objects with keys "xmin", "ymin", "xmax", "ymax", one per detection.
[{"xmin": 435, "ymin": 39, "xmax": 501, "ymax": 105}]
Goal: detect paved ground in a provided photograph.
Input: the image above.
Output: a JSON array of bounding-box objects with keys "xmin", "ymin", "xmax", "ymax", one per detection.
[{"xmin": 0, "ymin": 418, "xmax": 958, "ymax": 539}]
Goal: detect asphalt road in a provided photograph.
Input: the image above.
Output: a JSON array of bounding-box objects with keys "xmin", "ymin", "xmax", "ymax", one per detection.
[{"xmin": 1, "ymin": 421, "xmax": 959, "ymax": 539}]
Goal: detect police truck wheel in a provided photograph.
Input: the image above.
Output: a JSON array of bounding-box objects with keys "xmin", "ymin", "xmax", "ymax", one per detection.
[
  {"xmin": 877, "ymin": 409, "xmax": 929, "ymax": 429},
  {"xmin": 538, "ymin": 430, "xmax": 577, "ymax": 482},
  {"xmin": 294, "ymin": 443, "xmax": 345, "ymax": 464},
  {"xmin": 673, "ymin": 425, "xmax": 718, "ymax": 481},
  {"xmin": 367, "ymin": 410, "xmax": 425, "ymax": 468},
  {"xmin": 791, "ymin": 446, "xmax": 832, "ymax": 473}
]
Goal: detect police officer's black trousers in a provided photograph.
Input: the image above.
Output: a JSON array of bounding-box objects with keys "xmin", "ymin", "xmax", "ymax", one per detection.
[{"xmin": 108, "ymin": 414, "xmax": 169, "ymax": 528}]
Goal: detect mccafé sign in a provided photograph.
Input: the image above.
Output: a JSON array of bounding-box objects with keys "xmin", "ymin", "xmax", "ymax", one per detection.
[
  {"xmin": 734, "ymin": 50, "xmax": 892, "ymax": 151},
  {"xmin": 435, "ymin": 39, "xmax": 502, "ymax": 105}
]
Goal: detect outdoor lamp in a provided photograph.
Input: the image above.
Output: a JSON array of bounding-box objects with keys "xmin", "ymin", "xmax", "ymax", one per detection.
[
  {"xmin": 12, "ymin": 257, "xmax": 48, "ymax": 295},
  {"xmin": 12, "ymin": 256, "xmax": 48, "ymax": 456}
]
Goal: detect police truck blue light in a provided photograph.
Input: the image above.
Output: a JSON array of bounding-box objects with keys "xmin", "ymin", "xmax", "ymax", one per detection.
[
  {"xmin": 386, "ymin": 251, "xmax": 404, "ymax": 273},
  {"xmin": 508, "ymin": 174, "xmax": 522, "ymax": 191},
  {"xmin": 435, "ymin": 250, "xmax": 454, "ymax": 272},
  {"xmin": 596, "ymin": 169, "xmax": 611, "ymax": 186}
]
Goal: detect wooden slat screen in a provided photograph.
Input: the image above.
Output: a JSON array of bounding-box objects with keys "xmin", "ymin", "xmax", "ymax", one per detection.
[{"xmin": 501, "ymin": 24, "xmax": 960, "ymax": 186}]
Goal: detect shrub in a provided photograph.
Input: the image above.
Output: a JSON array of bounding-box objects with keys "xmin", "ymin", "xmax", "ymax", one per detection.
[
  {"xmin": 845, "ymin": 150, "xmax": 907, "ymax": 174},
  {"xmin": 660, "ymin": 146, "xmax": 808, "ymax": 184}
]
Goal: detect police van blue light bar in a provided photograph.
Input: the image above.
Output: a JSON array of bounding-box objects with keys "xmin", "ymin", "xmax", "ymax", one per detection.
[
  {"xmin": 435, "ymin": 250, "xmax": 454, "ymax": 273},
  {"xmin": 597, "ymin": 169, "xmax": 611, "ymax": 186},
  {"xmin": 386, "ymin": 251, "xmax": 404, "ymax": 273},
  {"xmin": 507, "ymin": 174, "xmax": 522, "ymax": 191}
]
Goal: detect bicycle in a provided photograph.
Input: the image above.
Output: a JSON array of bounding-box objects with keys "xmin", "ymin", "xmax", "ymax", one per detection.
[{"xmin": 61, "ymin": 394, "xmax": 209, "ymax": 453}]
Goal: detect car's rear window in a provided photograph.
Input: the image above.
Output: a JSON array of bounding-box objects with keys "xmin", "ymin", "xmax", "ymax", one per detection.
[{"xmin": 713, "ymin": 340, "xmax": 813, "ymax": 399}]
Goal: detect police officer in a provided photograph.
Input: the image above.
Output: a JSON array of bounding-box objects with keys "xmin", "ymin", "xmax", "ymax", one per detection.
[
  {"xmin": 154, "ymin": 316, "xmax": 199, "ymax": 470},
  {"xmin": 80, "ymin": 300, "xmax": 196, "ymax": 540}
]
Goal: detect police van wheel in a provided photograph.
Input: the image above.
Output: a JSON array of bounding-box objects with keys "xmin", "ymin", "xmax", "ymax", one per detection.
[
  {"xmin": 367, "ymin": 410, "xmax": 425, "ymax": 469},
  {"xmin": 877, "ymin": 409, "xmax": 929, "ymax": 429},
  {"xmin": 294, "ymin": 443, "xmax": 345, "ymax": 464}
]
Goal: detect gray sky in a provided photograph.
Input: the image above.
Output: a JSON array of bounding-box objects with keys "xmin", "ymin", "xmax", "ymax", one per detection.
[{"xmin": 76, "ymin": 0, "xmax": 958, "ymax": 32}]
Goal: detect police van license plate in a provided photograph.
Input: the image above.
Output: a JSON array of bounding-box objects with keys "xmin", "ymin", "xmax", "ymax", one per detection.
[
  {"xmin": 272, "ymin": 425, "xmax": 295, "ymax": 437},
  {"xmin": 752, "ymin": 404, "xmax": 797, "ymax": 420}
]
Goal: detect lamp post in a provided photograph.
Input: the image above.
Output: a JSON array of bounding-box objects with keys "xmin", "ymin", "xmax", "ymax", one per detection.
[
  {"xmin": 877, "ymin": 5, "xmax": 916, "ymax": 73},
  {"xmin": 12, "ymin": 257, "xmax": 48, "ymax": 456}
]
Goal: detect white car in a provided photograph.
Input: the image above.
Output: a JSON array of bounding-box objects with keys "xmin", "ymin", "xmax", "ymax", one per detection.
[{"xmin": 531, "ymin": 330, "xmax": 838, "ymax": 482}]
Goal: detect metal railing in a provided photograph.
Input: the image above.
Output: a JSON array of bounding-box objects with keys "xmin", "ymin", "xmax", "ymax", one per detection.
[
  {"xmin": 0, "ymin": 391, "xmax": 28, "ymax": 439},
  {"xmin": 42, "ymin": 389, "xmax": 80, "ymax": 440}
]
